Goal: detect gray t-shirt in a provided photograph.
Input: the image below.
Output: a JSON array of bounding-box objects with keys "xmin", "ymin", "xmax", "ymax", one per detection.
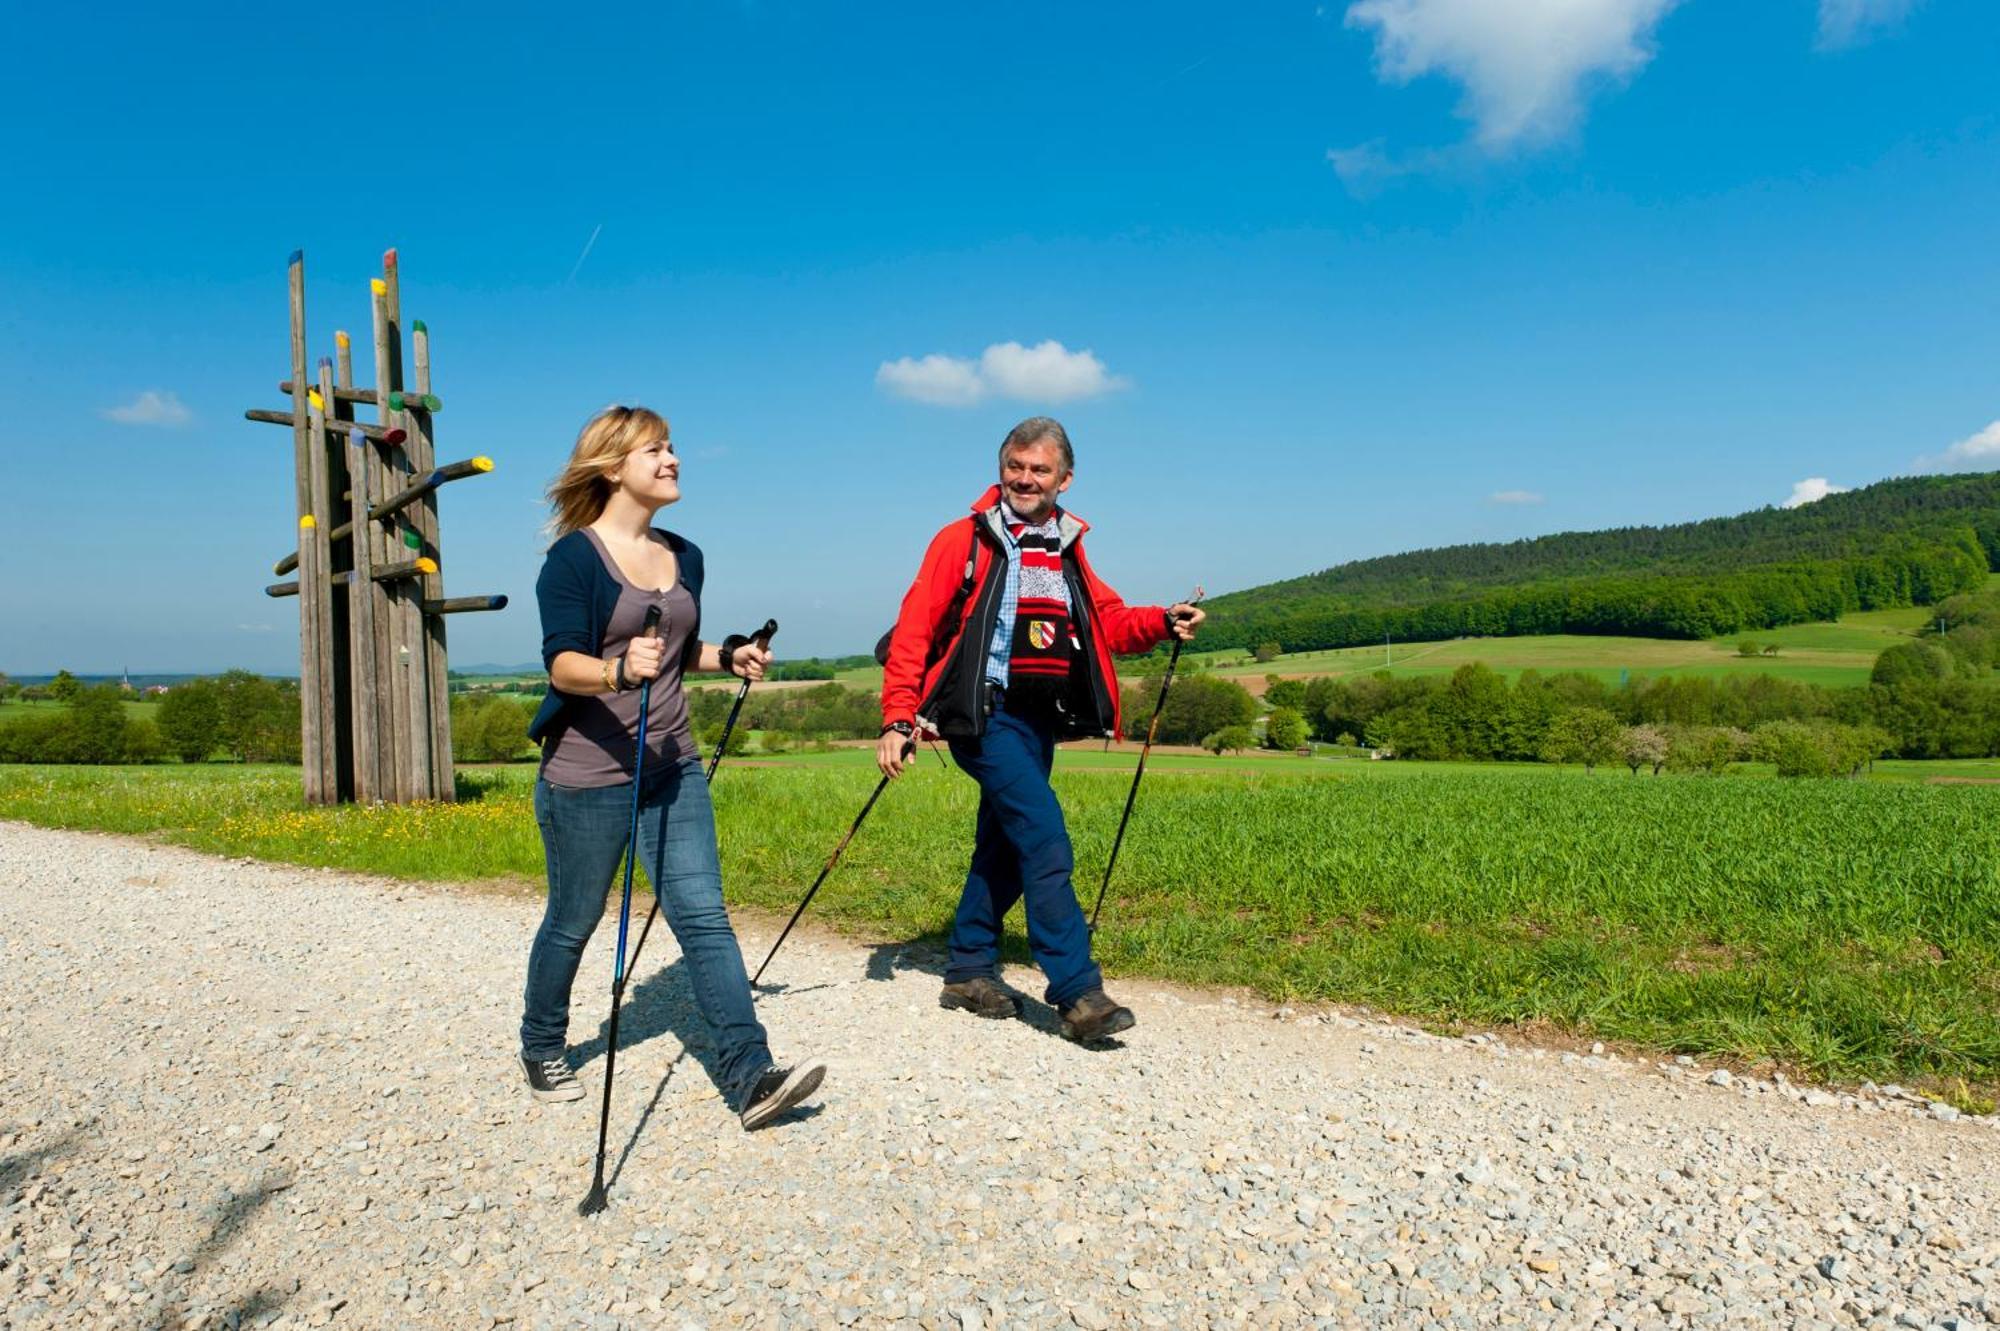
[{"xmin": 539, "ymin": 529, "xmax": 699, "ymax": 787}]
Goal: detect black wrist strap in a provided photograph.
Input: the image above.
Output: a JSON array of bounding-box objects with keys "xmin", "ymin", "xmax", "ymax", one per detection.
[
  {"xmin": 614, "ymin": 655, "xmax": 630, "ymax": 691},
  {"xmin": 719, "ymin": 633, "xmax": 751, "ymax": 677}
]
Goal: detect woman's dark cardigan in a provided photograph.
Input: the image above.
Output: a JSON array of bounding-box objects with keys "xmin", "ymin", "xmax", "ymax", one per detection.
[{"xmin": 527, "ymin": 528, "xmax": 705, "ymax": 746}]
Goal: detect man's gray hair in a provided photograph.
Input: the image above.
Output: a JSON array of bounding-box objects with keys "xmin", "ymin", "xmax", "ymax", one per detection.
[{"xmin": 998, "ymin": 417, "xmax": 1073, "ymax": 475}]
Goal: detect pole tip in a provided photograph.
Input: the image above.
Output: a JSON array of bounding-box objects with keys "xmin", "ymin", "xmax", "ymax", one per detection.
[
  {"xmin": 299, "ymin": 515, "xmax": 316, "ymax": 530},
  {"xmin": 472, "ymin": 456, "xmax": 494, "ymax": 472},
  {"xmin": 334, "ymin": 330, "xmax": 350, "ymax": 349},
  {"xmin": 411, "ymin": 319, "xmax": 427, "ymax": 334},
  {"xmin": 287, "ymin": 249, "xmax": 303, "ymax": 267},
  {"xmin": 578, "ymin": 1186, "xmax": 608, "ymax": 1217},
  {"xmin": 307, "ymin": 390, "xmax": 325, "ymax": 411},
  {"xmin": 415, "ymin": 557, "xmax": 439, "ymax": 575},
  {"xmin": 383, "ymin": 247, "xmax": 398, "ymax": 269},
  {"xmin": 370, "ymin": 278, "xmax": 387, "ymax": 297}
]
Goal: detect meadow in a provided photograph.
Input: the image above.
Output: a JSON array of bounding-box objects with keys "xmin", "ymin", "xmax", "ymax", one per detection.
[{"xmin": 3, "ymin": 752, "xmax": 1994, "ymax": 1106}]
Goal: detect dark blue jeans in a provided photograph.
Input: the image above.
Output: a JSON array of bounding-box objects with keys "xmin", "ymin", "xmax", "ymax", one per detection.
[
  {"xmin": 945, "ymin": 706, "xmax": 1103, "ymax": 1008},
  {"xmin": 522, "ymin": 757, "xmax": 772, "ymax": 1109}
]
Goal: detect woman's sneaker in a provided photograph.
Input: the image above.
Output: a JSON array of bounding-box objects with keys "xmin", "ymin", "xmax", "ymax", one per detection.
[
  {"xmin": 522, "ymin": 1055, "xmax": 584, "ymax": 1103},
  {"xmin": 738, "ymin": 1059, "xmax": 827, "ymax": 1130}
]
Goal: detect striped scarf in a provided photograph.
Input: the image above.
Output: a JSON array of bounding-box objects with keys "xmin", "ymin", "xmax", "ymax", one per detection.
[{"xmin": 1004, "ymin": 512, "xmax": 1073, "ymax": 708}]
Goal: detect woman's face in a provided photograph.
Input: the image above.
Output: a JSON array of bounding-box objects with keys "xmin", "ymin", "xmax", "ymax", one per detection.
[{"xmin": 608, "ymin": 432, "xmax": 680, "ymax": 507}]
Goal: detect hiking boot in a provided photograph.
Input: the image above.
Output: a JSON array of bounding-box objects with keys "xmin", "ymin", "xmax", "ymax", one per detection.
[
  {"xmin": 739, "ymin": 1058, "xmax": 827, "ymax": 1131},
  {"xmin": 939, "ymin": 976, "xmax": 1023, "ymax": 1020},
  {"xmin": 1059, "ymin": 989, "xmax": 1136, "ymax": 1044},
  {"xmin": 522, "ymin": 1054, "xmax": 584, "ymax": 1103}
]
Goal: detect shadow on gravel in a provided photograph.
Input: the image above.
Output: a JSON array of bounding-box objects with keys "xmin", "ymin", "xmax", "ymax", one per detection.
[
  {"xmin": 858, "ymin": 938, "xmax": 1130, "ymax": 1051},
  {"xmin": 150, "ymin": 1180, "xmax": 291, "ymax": 1331},
  {"xmin": 0, "ymin": 1130, "xmax": 84, "ymax": 1195},
  {"xmin": 571, "ymin": 958, "xmax": 726, "ymax": 1096}
]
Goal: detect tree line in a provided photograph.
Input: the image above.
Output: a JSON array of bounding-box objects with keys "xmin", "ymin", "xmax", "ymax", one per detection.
[{"xmin": 1197, "ymin": 471, "xmax": 2000, "ymax": 652}]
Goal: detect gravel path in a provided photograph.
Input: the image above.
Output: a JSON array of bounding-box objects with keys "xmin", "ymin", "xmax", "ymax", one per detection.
[{"xmin": 3, "ymin": 821, "xmax": 1997, "ymax": 1331}]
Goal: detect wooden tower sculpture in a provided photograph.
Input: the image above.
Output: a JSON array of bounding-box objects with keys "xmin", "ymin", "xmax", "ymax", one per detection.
[{"xmin": 249, "ymin": 249, "xmax": 505, "ymax": 803}]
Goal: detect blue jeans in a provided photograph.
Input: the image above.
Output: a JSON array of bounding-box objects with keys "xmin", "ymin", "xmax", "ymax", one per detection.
[
  {"xmin": 945, "ymin": 706, "xmax": 1103, "ymax": 1008},
  {"xmin": 521, "ymin": 758, "xmax": 772, "ymax": 1109}
]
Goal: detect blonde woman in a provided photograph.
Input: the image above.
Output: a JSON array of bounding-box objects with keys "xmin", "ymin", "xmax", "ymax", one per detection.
[{"xmin": 519, "ymin": 405, "xmax": 825, "ymax": 1130}]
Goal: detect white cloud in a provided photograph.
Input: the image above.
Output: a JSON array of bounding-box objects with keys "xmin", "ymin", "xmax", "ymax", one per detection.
[
  {"xmin": 1914, "ymin": 420, "xmax": 2000, "ymax": 474},
  {"xmin": 1782, "ymin": 477, "xmax": 1852, "ymax": 508},
  {"xmin": 1488, "ymin": 489, "xmax": 1545, "ymax": 505},
  {"xmin": 1815, "ymin": 0, "xmax": 1917, "ymax": 50},
  {"xmin": 876, "ymin": 340, "xmax": 1127, "ymax": 408},
  {"xmin": 1341, "ymin": 0, "xmax": 1680, "ymax": 152},
  {"xmin": 101, "ymin": 390, "xmax": 192, "ymax": 427},
  {"xmin": 875, "ymin": 354, "xmax": 988, "ymax": 407}
]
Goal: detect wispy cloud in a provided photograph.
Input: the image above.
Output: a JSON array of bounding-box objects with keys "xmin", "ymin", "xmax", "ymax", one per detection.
[
  {"xmin": 1333, "ymin": 0, "xmax": 1679, "ymax": 184},
  {"xmin": 1913, "ymin": 420, "xmax": 2000, "ymax": 474},
  {"xmin": 1815, "ymin": 0, "xmax": 1918, "ymax": 50},
  {"xmin": 1487, "ymin": 489, "xmax": 1545, "ymax": 506},
  {"xmin": 1782, "ymin": 477, "xmax": 1852, "ymax": 508},
  {"xmin": 876, "ymin": 341, "xmax": 1128, "ymax": 408},
  {"xmin": 102, "ymin": 390, "xmax": 192, "ymax": 428}
]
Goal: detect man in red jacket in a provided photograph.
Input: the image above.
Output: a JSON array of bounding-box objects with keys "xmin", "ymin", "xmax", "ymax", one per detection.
[{"xmin": 876, "ymin": 417, "xmax": 1203, "ymax": 1043}]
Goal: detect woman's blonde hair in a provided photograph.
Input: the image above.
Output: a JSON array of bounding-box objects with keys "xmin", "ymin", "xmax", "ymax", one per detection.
[{"xmin": 546, "ymin": 405, "xmax": 669, "ymax": 538}]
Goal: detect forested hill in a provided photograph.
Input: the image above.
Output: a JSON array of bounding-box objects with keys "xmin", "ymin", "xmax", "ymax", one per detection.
[{"xmin": 1197, "ymin": 472, "xmax": 2000, "ymax": 653}]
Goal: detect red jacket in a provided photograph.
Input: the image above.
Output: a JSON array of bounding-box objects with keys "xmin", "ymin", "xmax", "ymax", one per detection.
[{"xmin": 882, "ymin": 485, "xmax": 1169, "ymax": 740}]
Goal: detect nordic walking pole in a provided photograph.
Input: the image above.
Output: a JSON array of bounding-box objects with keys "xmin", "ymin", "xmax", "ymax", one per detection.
[
  {"xmin": 751, "ymin": 735, "xmax": 914, "ymax": 985},
  {"xmin": 624, "ymin": 618, "xmax": 778, "ymax": 978},
  {"xmin": 580, "ymin": 604, "xmax": 663, "ymax": 1218},
  {"xmin": 1090, "ymin": 588, "xmax": 1203, "ymax": 933},
  {"xmin": 706, "ymin": 619, "xmax": 777, "ymax": 780}
]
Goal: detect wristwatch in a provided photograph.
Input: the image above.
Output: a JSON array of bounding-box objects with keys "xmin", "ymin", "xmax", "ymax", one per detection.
[{"xmin": 881, "ymin": 721, "xmax": 915, "ymax": 738}]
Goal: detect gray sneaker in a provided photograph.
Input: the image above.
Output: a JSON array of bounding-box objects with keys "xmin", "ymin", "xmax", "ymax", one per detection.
[
  {"xmin": 739, "ymin": 1059, "xmax": 827, "ymax": 1130},
  {"xmin": 522, "ymin": 1055, "xmax": 584, "ymax": 1103}
]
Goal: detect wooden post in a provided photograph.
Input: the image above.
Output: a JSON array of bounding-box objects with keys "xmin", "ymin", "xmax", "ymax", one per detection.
[
  {"xmin": 286, "ymin": 253, "xmax": 335, "ymax": 805},
  {"xmin": 380, "ymin": 251, "xmax": 433, "ymax": 799},
  {"xmin": 410, "ymin": 316, "xmax": 455, "ymax": 799},
  {"xmin": 367, "ymin": 277, "xmax": 413, "ymax": 801},
  {"xmin": 344, "ymin": 423, "xmax": 383, "ymax": 802},
  {"xmin": 302, "ymin": 359, "xmax": 339, "ymax": 802}
]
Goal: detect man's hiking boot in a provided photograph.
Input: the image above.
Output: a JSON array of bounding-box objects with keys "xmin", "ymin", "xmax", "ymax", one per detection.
[
  {"xmin": 1059, "ymin": 989, "xmax": 1136, "ymax": 1044},
  {"xmin": 739, "ymin": 1059, "xmax": 828, "ymax": 1131},
  {"xmin": 522, "ymin": 1055, "xmax": 584, "ymax": 1103},
  {"xmin": 939, "ymin": 976, "xmax": 1023, "ymax": 1020}
]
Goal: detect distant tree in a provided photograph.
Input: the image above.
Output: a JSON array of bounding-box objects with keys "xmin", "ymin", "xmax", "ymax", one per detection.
[
  {"xmin": 1253, "ymin": 642, "xmax": 1282, "ymax": 664},
  {"xmin": 1619, "ymin": 723, "xmax": 1669, "ymax": 776},
  {"xmin": 1204, "ymin": 725, "xmax": 1255, "ymax": 756},
  {"xmin": 474, "ymin": 699, "xmax": 531, "ymax": 762},
  {"xmin": 1666, "ymin": 724, "xmax": 1747, "ymax": 775},
  {"xmin": 1263, "ymin": 677, "xmax": 1307, "ymax": 712},
  {"xmin": 157, "ymin": 680, "xmax": 223, "ymax": 762},
  {"xmin": 124, "ymin": 718, "xmax": 166, "ymax": 764},
  {"xmin": 1542, "ymin": 707, "xmax": 1622, "ymax": 773},
  {"xmin": 1263, "ymin": 707, "xmax": 1307, "ymax": 751},
  {"xmin": 1761, "ymin": 642, "xmax": 1781, "ymax": 657},
  {"xmin": 68, "ymin": 686, "xmax": 130, "ymax": 764},
  {"xmin": 701, "ymin": 721, "xmax": 749, "ymax": 758},
  {"xmin": 0, "ymin": 671, "xmax": 11, "ymax": 702},
  {"xmin": 1736, "ymin": 640, "xmax": 1761, "ymax": 658},
  {"xmin": 46, "ymin": 670, "xmax": 83, "ymax": 703},
  {"xmin": 1129, "ymin": 673, "xmax": 1256, "ymax": 746},
  {"xmin": 760, "ymin": 729, "xmax": 791, "ymax": 755}
]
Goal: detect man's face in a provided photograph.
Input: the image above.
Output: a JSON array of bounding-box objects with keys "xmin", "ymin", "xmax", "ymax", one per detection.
[{"xmin": 999, "ymin": 440, "xmax": 1072, "ymax": 522}]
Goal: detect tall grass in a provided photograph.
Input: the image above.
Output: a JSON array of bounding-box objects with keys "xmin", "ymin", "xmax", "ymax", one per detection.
[{"xmin": 3, "ymin": 761, "xmax": 1995, "ymax": 1093}]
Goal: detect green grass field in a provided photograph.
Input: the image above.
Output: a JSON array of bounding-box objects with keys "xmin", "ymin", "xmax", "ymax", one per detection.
[
  {"xmin": 2, "ymin": 755, "xmax": 1994, "ymax": 1105},
  {"xmin": 5, "ymin": 697, "xmax": 162, "ymax": 722}
]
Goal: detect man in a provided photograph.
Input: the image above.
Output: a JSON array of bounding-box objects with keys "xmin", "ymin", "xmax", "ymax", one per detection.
[{"xmin": 876, "ymin": 417, "xmax": 1203, "ymax": 1043}]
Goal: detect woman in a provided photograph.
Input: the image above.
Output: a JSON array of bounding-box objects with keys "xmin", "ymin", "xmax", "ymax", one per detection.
[{"xmin": 519, "ymin": 404, "xmax": 824, "ymax": 1130}]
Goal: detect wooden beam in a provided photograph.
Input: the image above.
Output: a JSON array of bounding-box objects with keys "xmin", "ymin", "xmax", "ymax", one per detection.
[
  {"xmin": 245, "ymin": 409, "xmax": 406, "ymax": 446},
  {"xmin": 422, "ymin": 595, "xmax": 508, "ymax": 615},
  {"xmin": 270, "ymin": 456, "xmax": 493, "ymax": 574},
  {"xmin": 267, "ymin": 558, "xmax": 436, "ymax": 594},
  {"xmin": 279, "ymin": 380, "xmax": 376, "ymax": 405},
  {"xmin": 408, "ymin": 312, "xmax": 455, "ymax": 800}
]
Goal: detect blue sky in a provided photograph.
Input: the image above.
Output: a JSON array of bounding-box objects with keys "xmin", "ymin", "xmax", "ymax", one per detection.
[{"xmin": 2, "ymin": 0, "xmax": 1996, "ymax": 672}]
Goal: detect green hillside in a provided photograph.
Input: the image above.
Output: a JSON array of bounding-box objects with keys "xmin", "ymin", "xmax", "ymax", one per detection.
[{"xmin": 1200, "ymin": 472, "xmax": 2000, "ymax": 653}]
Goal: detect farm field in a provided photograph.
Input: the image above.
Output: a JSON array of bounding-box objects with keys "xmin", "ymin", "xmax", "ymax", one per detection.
[
  {"xmin": 4, "ymin": 756, "xmax": 1995, "ymax": 1103},
  {"xmin": 4, "ymin": 696, "xmax": 162, "ymax": 722}
]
